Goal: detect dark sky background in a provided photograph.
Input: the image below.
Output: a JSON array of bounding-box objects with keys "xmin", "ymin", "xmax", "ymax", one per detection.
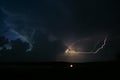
[{"xmin": 0, "ymin": 0, "xmax": 120, "ymax": 62}]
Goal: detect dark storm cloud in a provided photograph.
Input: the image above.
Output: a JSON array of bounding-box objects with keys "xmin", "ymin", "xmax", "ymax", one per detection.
[{"xmin": 0, "ymin": 0, "xmax": 120, "ymax": 62}]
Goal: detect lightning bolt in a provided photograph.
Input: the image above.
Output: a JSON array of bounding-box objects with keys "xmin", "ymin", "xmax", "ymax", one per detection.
[
  {"xmin": 93, "ymin": 35, "xmax": 108, "ymax": 54},
  {"xmin": 65, "ymin": 35, "xmax": 108, "ymax": 56}
]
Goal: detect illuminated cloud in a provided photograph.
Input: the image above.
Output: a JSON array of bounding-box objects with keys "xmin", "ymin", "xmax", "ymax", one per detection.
[
  {"xmin": 0, "ymin": 8, "xmax": 33, "ymax": 52},
  {"xmin": 64, "ymin": 35, "xmax": 108, "ymax": 56}
]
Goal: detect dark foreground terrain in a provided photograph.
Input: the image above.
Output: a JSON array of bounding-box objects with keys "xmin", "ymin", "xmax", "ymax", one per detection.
[
  {"xmin": 0, "ymin": 61, "xmax": 120, "ymax": 80},
  {"xmin": 0, "ymin": 60, "xmax": 119, "ymax": 79}
]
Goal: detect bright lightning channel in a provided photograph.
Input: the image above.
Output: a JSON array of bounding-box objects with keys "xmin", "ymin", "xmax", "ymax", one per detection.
[{"xmin": 65, "ymin": 36, "xmax": 108, "ymax": 56}]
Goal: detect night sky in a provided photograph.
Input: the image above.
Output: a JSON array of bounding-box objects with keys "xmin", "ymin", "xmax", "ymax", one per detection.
[{"xmin": 0, "ymin": 0, "xmax": 120, "ymax": 62}]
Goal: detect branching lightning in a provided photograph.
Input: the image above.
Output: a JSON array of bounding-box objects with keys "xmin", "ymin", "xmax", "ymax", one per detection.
[{"xmin": 65, "ymin": 35, "xmax": 108, "ymax": 56}]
